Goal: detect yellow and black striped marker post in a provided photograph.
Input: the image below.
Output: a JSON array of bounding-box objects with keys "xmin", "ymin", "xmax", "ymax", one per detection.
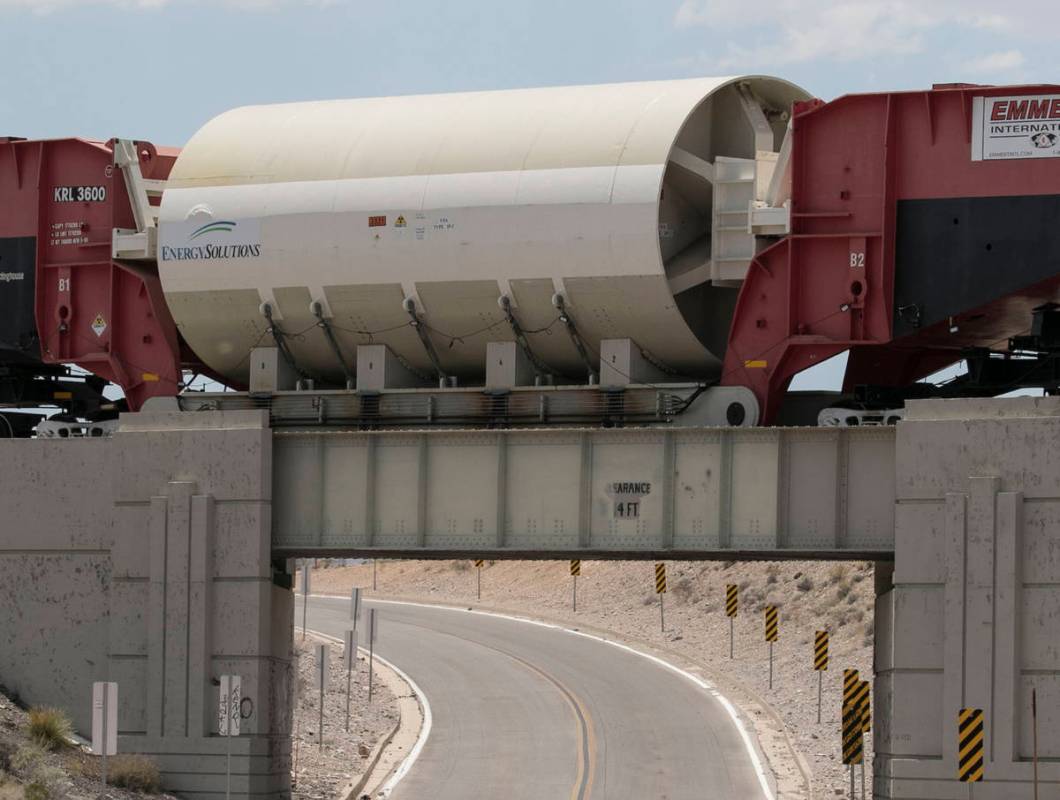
[
  {"xmin": 843, "ymin": 669, "xmax": 860, "ymax": 710},
  {"xmin": 764, "ymin": 605, "xmax": 778, "ymax": 688},
  {"xmin": 814, "ymin": 631, "xmax": 829, "ymax": 723},
  {"xmin": 655, "ymin": 563, "xmax": 667, "ymax": 632},
  {"xmin": 958, "ymin": 708, "xmax": 985, "ymax": 784},
  {"xmin": 842, "ymin": 701, "xmax": 864, "ymax": 764},
  {"xmin": 852, "ymin": 678, "xmax": 871, "ymax": 797},
  {"xmin": 858, "ymin": 680, "xmax": 871, "ymax": 733},
  {"xmin": 842, "ymin": 699, "xmax": 864, "ymax": 798},
  {"xmin": 726, "ymin": 584, "xmax": 738, "ymax": 659},
  {"xmin": 842, "ymin": 666, "xmax": 859, "ymax": 799},
  {"xmin": 726, "ymin": 584, "xmax": 738, "ymax": 616},
  {"xmin": 570, "ymin": 559, "xmax": 580, "ymax": 611},
  {"xmin": 764, "ymin": 605, "xmax": 779, "ymax": 641},
  {"xmin": 474, "ymin": 559, "xmax": 484, "ymax": 599},
  {"xmin": 814, "ymin": 631, "xmax": 829, "ymax": 671}
]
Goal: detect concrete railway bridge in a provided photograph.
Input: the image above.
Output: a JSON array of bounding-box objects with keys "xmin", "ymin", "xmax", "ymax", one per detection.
[{"xmin": 1, "ymin": 397, "xmax": 1057, "ymax": 799}]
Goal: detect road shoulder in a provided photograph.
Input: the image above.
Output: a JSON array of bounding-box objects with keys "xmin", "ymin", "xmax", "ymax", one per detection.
[{"xmin": 305, "ymin": 628, "xmax": 428, "ymax": 800}]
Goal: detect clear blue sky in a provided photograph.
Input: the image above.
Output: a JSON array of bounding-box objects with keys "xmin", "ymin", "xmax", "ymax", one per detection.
[{"xmin": 2, "ymin": 0, "xmax": 1055, "ymax": 394}]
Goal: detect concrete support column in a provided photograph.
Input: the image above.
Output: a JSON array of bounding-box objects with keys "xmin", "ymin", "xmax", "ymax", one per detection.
[
  {"xmin": 880, "ymin": 399, "xmax": 1060, "ymax": 799},
  {"xmin": 120, "ymin": 412, "xmax": 291, "ymax": 800},
  {"xmin": 189, "ymin": 494, "xmax": 215, "ymax": 738}
]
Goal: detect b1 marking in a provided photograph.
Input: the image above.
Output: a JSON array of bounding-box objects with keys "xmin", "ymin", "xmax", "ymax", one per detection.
[{"xmin": 54, "ymin": 186, "xmax": 106, "ymax": 203}]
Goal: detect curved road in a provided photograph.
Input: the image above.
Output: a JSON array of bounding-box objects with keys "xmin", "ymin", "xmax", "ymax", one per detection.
[{"xmin": 298, "ymin": 596, "xmax": 769, "ymax": 800}]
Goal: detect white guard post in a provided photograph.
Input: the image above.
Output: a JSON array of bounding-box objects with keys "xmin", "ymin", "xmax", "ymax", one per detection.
[
  {"xmin": 219, "ymin": 674, "xmax": 241, "ymax": 800},
  {"xmin": 315, "ymin": 644, "xmax": 328, "ymax": 750},
  {"xmin": 92, "ymin": 681, "xmax": 118, "ymax": 789}
]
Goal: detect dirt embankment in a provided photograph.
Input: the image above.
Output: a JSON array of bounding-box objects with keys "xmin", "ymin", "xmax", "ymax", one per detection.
[
  {"xmin": 304, "ymin": 558, "xmax": 877, "ymax": 800},
  {"xmin": 291, "ymin": 637, "xmax": 399, "ymax": 800},
  {"xmin": 0, "ymin": 691, "xmax": 175, "ymax": 800},
  {"xmin": 0, "ymin": 640, "xmax": 402, "ymax": 800}
]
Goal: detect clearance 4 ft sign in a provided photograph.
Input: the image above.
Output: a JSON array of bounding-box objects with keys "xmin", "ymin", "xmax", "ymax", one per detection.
[{"xmin": 972, "ymin": 94, "xmax": 1060, "ymax": 161}]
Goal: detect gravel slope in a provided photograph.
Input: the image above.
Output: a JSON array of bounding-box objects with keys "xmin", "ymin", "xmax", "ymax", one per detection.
[
  {"xmin": 0, "ymin": 691, "xmax": 176, "ymax": 800},
  {"xmin": 302, "ymin": 558, "xmax": 877, "ymax": 800},
  {"xmin": 291, "ymin": 636, "xmax": 398, "ymax": 800}
]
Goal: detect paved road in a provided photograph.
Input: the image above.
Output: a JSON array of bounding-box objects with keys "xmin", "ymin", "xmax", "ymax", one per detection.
[{"xmin": 298, "ymin": 596, "xmax": 769, "ymax": 800}]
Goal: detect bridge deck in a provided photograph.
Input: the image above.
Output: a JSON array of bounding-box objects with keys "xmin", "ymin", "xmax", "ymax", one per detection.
[{"xmin": 271, "ymin": 425, "xmax": 896, "ymax": 559}]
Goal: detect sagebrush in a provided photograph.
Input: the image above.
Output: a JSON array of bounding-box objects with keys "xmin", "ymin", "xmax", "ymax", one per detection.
[
  {"xmin": 107, "ymin": 754, "xmax": 162, "ymax": 793},
  {"xmin": 26, "ymin": 708, "xmax": 71, "ymax": 751}
]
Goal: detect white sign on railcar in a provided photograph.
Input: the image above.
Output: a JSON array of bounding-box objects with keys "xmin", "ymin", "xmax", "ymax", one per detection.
[
  {"xmin": 972, "ymin": 95, "xmax": 1060, "ymax": 161},
  {"xmin": 159, "ymin": 217, "xmax": 263, "ymax": 262},
  {"xmin": 91, "ymin": 681, "xmax": 118, "ymax": 756}
]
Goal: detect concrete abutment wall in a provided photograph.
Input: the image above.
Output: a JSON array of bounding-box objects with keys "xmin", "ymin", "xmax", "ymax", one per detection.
[
  {"xmin": 0, "ymin": 411, "xmax": 292, "ymax": 800},
  {"xmin": 876, "ymin": 398, "xmax": 1060, "ymax": 799}
]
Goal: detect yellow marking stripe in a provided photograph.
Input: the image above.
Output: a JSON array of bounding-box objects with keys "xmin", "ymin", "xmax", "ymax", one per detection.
[
  {"xmin": 957, "ymin": 708, "xmax": 985, "ymax": 782},
  {"xmin": 842, "ymin": 701, "xmax": 864, "ymax": 764},
  {"xmin": 398, "ymin": 618, "xmax": 597, "ymax": 799},
  {"xmin": 814, "ymin": 631, "xmax": 829, "ymax": 670},
  {"xmin": 843, "ymin": 669, "xmax": 860, "ymax": 703},
  {"xmin": 855, "ymin": 680, "xmax": 871, "ymax": 731},
  {"xmin": 764, "ymin": 606, "xmax": 779, "ymax": 641},
  {"xmin": 655, "ymin": 563, "xmax": 666, "ymax": 593}
]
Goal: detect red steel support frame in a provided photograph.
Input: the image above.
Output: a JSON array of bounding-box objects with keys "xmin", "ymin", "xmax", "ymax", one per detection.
[
  {"xmin": 722, "ymin": 84, "xmax": 1060, "ymax": 423},
  {"xmin": 0, "ymin": 137, "xmax": 186, "ymax": 409}
]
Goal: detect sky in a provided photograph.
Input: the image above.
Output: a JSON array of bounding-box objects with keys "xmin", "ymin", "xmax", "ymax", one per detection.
[
  {"xmin": 2, "ymin": 0, "xmax": 1056, "ymax": 397},
  {"xmin": 2, "ymin": 0, "xmax": 1056, "ymax": 146}
]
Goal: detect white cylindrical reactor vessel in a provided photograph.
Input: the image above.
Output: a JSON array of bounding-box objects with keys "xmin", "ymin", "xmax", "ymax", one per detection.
[{"xmin": 158, "ymin": 76, "xmax": 808, "ymax": 386}]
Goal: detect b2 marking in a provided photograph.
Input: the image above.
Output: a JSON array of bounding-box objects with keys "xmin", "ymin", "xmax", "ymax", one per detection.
[{"xmin": 850, "ymin": 252, "xmax": 866, "ymax": 268}]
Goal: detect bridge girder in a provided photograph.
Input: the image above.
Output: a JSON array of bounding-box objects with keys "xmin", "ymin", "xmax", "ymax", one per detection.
[{"xmin": 272, "ymin": 425, "xmax": 896, "ymax": 560}]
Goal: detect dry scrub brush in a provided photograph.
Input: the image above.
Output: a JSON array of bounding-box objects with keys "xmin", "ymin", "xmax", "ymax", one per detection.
[
  {"xmin": 107, "ymin": 754, "xmax": 162, "ymax": 793},
  {"xmin": 25, "ymin": 709, "xmax": 70, "ymax": 752}
]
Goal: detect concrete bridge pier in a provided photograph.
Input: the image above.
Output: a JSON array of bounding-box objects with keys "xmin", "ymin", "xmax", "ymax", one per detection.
[
  {"xmin": 876, "ymin": 399, "xmax": 1060, "ymax": 799},
  {"xmin": 0, "ymin": 411, "xmax": 292, "ymax": 800}
]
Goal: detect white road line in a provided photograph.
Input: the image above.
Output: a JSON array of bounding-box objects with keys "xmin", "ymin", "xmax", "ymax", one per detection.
[
  {"xmin": 302, "ymin": 593, "xmax": 775, "ymax": 800},
  {"xmin": 304, "ymin": 626, "xmax": 433, "ymax": 798}
]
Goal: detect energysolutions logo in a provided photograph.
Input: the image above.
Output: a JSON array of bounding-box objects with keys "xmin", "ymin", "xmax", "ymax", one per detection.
[
  {"xmin": 160, "ymin": 218, "xmax": 262, "ymax": 262},
  {"xmin": 189, "ymin": 220, "xmax": 236, "ymax": 239}
]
